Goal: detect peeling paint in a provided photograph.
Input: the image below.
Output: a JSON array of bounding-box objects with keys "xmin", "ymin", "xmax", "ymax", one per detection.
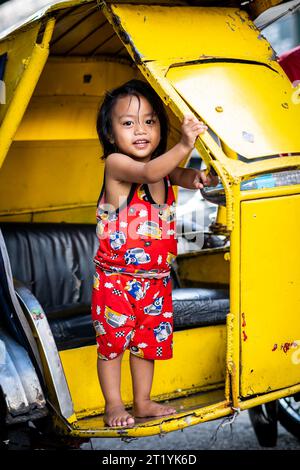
[
  {"xmin": 272, "ymin": 341, "xmax": 298, "ymax": 353},
  {"xmin": 242, "ymin": 330, "xmax": 248, "ymax": 342},
  {"xmin": 107, "ymin": 4, "xmax": 143, "ymax": 65},
  {"xmin": 184, "ymin": 415, "xmax": 193, "ymax": 425},
  {"xmin": 281, "ymin": 342, "xmax": 295, "ymax": 353},
  {"xmin": 227, "ymin": 14, "xmax": 236, "ymax": 21},
  {"xmin": 235, "ymin": 11, "xmax": 246, "ymax": 23},
  {"xmin": 241, "ymin": 312, "xmax": 246, "ymax": 328},
  {"xmin": 31, "ymin": 308, "xmax": 44, "ymax": 321},
  {"xmin": 225, "ymin": 21, "xmax": 236, "ymax": 32}
]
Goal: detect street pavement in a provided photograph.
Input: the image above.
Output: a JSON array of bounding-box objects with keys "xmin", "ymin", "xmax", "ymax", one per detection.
[{"xmin": 81, "ymin": 411, "xmax": 300, "ymax": 450}]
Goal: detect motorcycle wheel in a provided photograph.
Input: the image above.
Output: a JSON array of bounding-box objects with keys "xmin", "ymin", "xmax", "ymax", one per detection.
[
  {"xmin": 248, "ymin": 401, "xmax": 278, "ymax": 447},
  {"xmin": 278, "ymin": 394, "xmax": 300, "ymax": 440}
]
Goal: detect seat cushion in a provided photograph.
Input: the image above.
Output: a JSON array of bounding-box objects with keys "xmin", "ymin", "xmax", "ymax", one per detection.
[
  {"xmin": 2, "ymin": 223, "xmax": 98, "ymax": 314},
  {"xmin": 49, "ymin": 287, "xmax": 229, "ymax": 350}
]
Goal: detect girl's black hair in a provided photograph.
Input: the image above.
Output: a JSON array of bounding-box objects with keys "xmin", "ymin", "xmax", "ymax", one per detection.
[{"xmin": 96, "ymin": 79, "xmax": 169, "ymax": 159}]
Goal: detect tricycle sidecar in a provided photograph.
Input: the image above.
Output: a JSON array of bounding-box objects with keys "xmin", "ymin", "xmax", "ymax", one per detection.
[{"xmin": 0, "ymin": 0, "xmax": 300, "ymax": 448}]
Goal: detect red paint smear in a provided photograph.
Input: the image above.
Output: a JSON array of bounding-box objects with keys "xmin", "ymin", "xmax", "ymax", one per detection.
[
  {"xmin": 281, "ymin": 342, "xmax": 293, "ymax": 353},
  {"xmin": 272, "ymin": 344, "xmax": 278, "ymax": 351},
  {"xmin": 242, "ymin": 330, "xmax": 248, "ymax": 341},
  {"xmin": 241, "ymin": 313, "xmax": 246, "ymax": 328}
]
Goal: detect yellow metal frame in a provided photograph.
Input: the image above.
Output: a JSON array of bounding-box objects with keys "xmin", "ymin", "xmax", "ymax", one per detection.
[{"xmin": 0, "ymin": 19, "xmax": 55, "ymax": 168}]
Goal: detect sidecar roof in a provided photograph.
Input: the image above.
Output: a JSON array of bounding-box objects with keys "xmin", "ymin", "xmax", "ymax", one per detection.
[{"xmin": 0, "ymin": 0, "xmax": 290, "ymax": 43}]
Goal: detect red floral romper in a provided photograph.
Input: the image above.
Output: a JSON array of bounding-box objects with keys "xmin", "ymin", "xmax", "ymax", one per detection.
[{"xmin": 91, "ymin": 172, "xmax": 177, "ymax": 361}]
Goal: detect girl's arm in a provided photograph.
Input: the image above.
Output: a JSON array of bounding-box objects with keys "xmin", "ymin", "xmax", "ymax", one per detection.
[
  {"xmin": 105, "ymin": 116, "xmax": 207, "ymax": 184},
  {"xmin": 169, "ymin": 167, "xmax": 219, "ymax": 189}
]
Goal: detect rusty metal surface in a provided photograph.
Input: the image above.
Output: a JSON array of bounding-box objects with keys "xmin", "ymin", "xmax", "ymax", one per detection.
[{"xmin": 0, "ymin": 327, "xmax": 47, "ymax": 424}]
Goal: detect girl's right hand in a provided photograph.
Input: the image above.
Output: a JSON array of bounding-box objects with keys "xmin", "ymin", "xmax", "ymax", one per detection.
[{"xmin": 180, "ymin": 114, "xmax": 208, "ymax": 151}]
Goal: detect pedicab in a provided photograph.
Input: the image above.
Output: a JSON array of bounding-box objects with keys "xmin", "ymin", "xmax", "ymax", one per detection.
[{"xmin": 0, "ymin": 0, "xmax": 300, "ymax": 449}]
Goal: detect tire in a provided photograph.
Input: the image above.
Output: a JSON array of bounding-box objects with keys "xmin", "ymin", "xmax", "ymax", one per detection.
[
  {"xmin": 278, "ymin": 394, "xmax": 300, "ymax": 440},
  {"xmin": 5, "ymin": 423, "xmax": 32, "ymax": 450},
  {"xmin": 248, "ymin": 401, "xmax": 278, "ymax": 447}
]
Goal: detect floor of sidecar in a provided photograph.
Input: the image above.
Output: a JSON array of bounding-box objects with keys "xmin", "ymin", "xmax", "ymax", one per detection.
[{"xmin": 69, "ymin": 387, "xmax": 227, "ymax": 438}]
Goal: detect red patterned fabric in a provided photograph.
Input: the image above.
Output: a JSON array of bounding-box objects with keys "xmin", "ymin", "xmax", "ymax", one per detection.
[
  {"xmin": 93, "ymin": 175, "xmax": 177, "ymax": 278},
  {"xmin": 92, "ymin": 174, "xmax": 177, "ymax": 360},
  {"xmin": 91, "ymin": 269, "xmax": 173, "ymax": 360}
]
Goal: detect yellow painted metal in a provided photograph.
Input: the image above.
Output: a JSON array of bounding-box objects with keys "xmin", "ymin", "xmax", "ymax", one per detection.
[
  {"xmin": 240, "ymin": 194, "xmax": 300, "ymax": 396},
  {"xmin": 0, "ymin": 140, "xmax": 103, "ymax": 223},
  {"xmin": 59, "ymin": 326, "xmax": 226, "ymax": 419},
  {"xmin": 67, "ymin": 391, "xmax": 229, "ymax": 438},
  {"xmin": 177, "ymin": 249, "xmax": 229, "ymax": 287},
  {"xmin": 0, "ymin": 19, "xmax": 55, "ymax": 169},
  {"xmin": 14, "ymin": 59, "xmax": 135, "ymax": 141},
  {"xmin": 226, "ymin": 184, "xmax": 241, "ymax": 406},
  {"xmin": 0, "ymin": 23, "xmax": 40, "ymax": 124},
  {"xmin": 0, "ymin": 59, "xmax": 137, "ymax": 222},
  {"xmin": 167, "ymin": 61, "xmax": 300, "ymax": 159},
  {"xmin": 107, "ymin": 5, "xmax": 272, "ymax": 63},
  {"xmin": 239, "ymin": 383, "xmax": 300, "ymax": 410},
  {"xmin": 239, "ymin": 184, "xmax": 300, "ymax": 202}
]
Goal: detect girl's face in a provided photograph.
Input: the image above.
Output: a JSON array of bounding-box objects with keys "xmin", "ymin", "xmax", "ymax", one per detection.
[{"xmin": 110, "ymin": 94, "xmax": 161, "ymax": 160}]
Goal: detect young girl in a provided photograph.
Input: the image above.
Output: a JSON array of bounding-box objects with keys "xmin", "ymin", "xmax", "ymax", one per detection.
[{"xmin": 91, "ymin": 79, "xmax": 217, "ymax": 428}]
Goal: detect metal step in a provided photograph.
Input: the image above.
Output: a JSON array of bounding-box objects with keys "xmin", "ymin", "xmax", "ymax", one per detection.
[{"xmin": 68, "ymin": 387, "xmax": 228, "ymax": 438}]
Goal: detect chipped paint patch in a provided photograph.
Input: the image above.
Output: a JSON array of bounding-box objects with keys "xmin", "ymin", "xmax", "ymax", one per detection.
[
  {"xmin": 242, "ymin": 331, "xmax": 248, "ymax": 342},
  {"xmin": 241, "ymin": 312, "xmax": 247, "ymax": 341},
  {"xmin": 272, "ymin": 341, "xmax": 298, "ymax": 353},
  {"xmin": 281, "ymin": 341, "xmax": 298, "ymax": 353},
  {"xmin": 31, "ymin": 308, "xmax": 44, "ymax": 320},
  {"xmin": 184, "ymin": 415, "xmax": 193, "ymax": 425}
]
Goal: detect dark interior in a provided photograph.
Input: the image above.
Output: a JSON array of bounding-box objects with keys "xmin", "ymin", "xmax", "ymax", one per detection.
[{"xmin": 1, "ymin": 223, "xmax": 229, "ymax": 350}]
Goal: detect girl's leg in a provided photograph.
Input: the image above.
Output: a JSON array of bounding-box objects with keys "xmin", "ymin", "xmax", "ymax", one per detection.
[
  {"xmin": 130, "ymin": 354, "xmax": 177, "ymax": 417},
  {"xmin": 97, "ymin": 354, "xmax": 135, "ymax": 427}
]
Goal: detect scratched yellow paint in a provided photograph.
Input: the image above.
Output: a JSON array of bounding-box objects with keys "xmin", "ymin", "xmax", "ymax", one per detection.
[
  {"xmin": 110, "ymin": 4, "xmax": 272, "ymax": 63},
  {"xmin": 168, "ymin": 62, "xmax": 300, "ymax": 159},
  {"xmin": 240, "ymin": 194, "xmax": 300, "ymax": 396}
]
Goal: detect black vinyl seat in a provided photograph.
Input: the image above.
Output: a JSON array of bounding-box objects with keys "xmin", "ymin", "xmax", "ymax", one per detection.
[{"xmin": 1, "ymin": 223, "xmax": 229, "ymax": 350}]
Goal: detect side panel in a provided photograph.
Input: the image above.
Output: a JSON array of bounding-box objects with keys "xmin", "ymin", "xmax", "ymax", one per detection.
[{"xmin": 240, "ymin": 194, "xmax": 300, "ymax": 396}]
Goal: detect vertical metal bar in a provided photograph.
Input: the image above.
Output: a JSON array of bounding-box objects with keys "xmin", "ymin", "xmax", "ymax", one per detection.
[
  {"xmin": 228, "ymin": 183, "xmax": 241, "ymax": 407},
  {"xmin": 0, "ymin": 18, "xmax": 55, "ymax": 169}
]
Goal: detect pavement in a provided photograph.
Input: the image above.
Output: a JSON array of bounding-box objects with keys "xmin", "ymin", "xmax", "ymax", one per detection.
[{"xmin": 80, "ymin": 410, "xmax": 300, "ymax": 450}]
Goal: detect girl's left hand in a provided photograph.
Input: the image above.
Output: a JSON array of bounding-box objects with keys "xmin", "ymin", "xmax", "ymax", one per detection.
[{"xmin": 192, "ymin": 170, "xmax": 219, "ymax": 189}]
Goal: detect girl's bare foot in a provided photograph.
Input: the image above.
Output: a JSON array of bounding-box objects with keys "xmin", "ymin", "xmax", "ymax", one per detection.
[
  {"xmin": 133, "ymin": 400, "xmax": 176, "ymax": 418},
  {"xmin": 104, "ymin": 404, "xmax": 135, "ymax": 427}
]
